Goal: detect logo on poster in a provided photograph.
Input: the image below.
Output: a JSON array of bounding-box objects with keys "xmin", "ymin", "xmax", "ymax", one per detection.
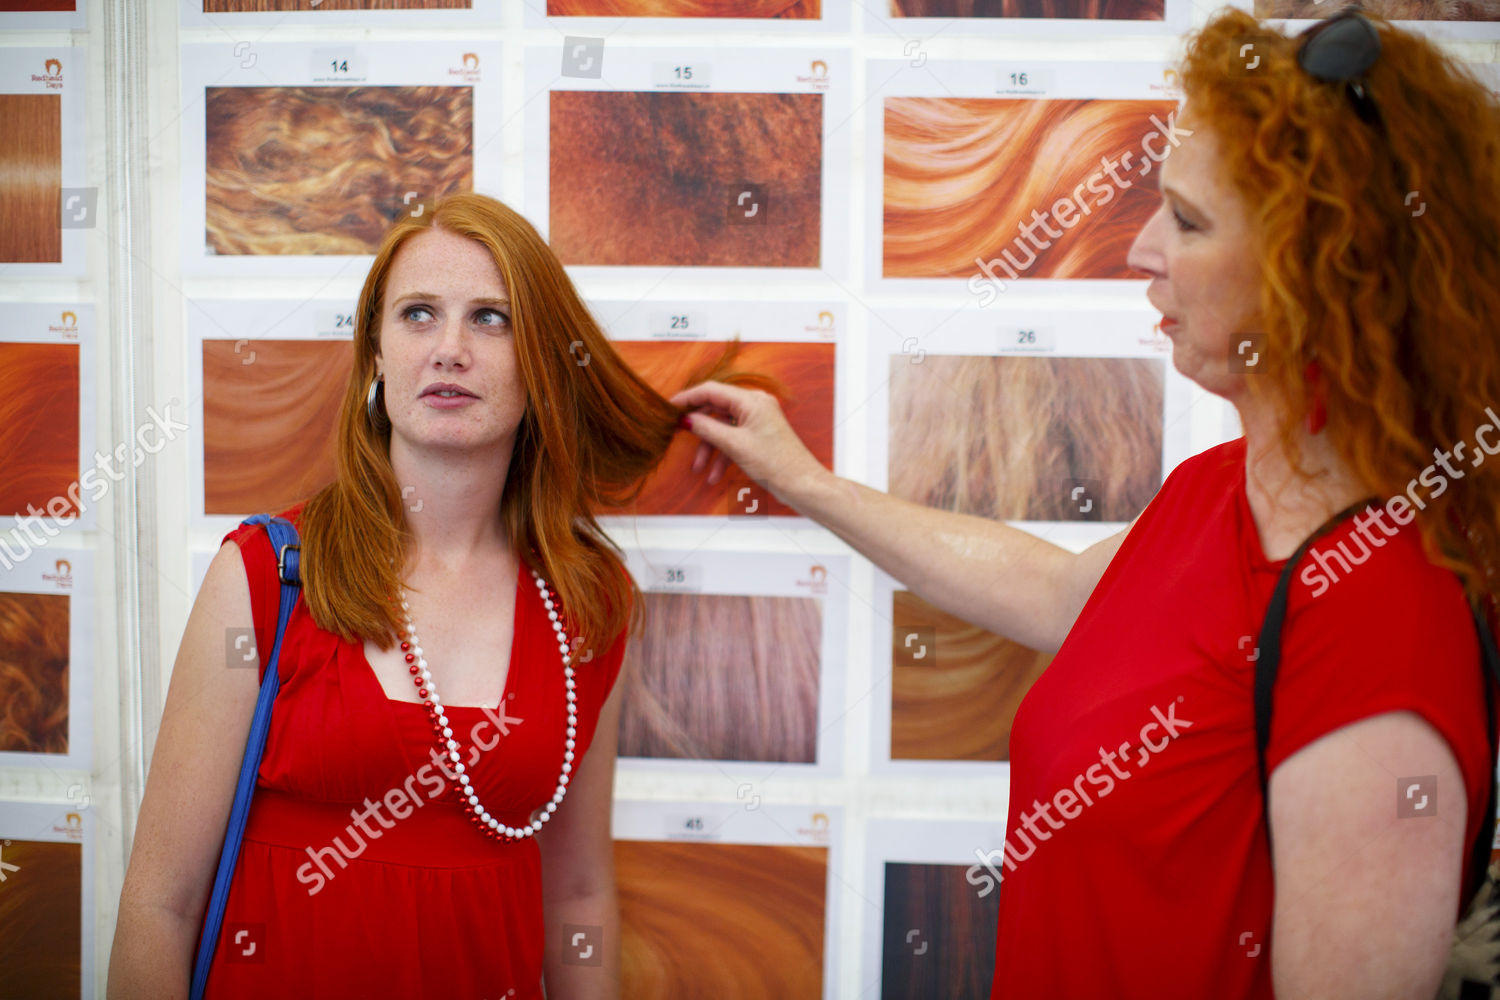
[
  {"xmin": 35, "ymin": 59, "xmax": 64, "ymax": 89},
  {"xmin": 43, "ymin": 559, "xmax": 74, "ymax": 589},
  {"xmin": 49, "ymin": 311, "xmax": 79, "ymax": 339},
  {"xmin": 450, "ymin": 53, "xmax": 481, "ymax": 83},
  {"xmin": 795, "ymin": 564, "xmax": 829, "ymax": 596},
  {"xmin": 796, "ymin": 812, "xmax": 831, "ymax": 843},
  {"xmin": 797, "ymin": 60, "xmax": 831, "ymax": 91},
  {"xmin": 804, "ymin": 310, "xmax": 835, "ymax": 336},
  {"xmin": 54, "ymin": 813, "xmax": 84, "ymax": 840}
]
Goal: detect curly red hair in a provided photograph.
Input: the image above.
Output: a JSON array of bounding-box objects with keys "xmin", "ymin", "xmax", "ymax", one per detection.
[
  {"xmin": 1180, "ymin": 8, "xmax": 1500, "ymax": 603},
  {"xmin": 0, "ymin": 592, "xmax": 69, "ymax": 754}
]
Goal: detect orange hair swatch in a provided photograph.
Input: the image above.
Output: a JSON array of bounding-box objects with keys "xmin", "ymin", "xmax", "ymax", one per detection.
[
  {"xmin": 888, "ymin": 355, "xmax": 1163, "ymax": 523},
  {"xmin": 205, "ymin": 86, "xmax": 474, "ymax": 255},
  {"xmin": 0, "ymin": 839, "xmax": 81, "ymax": 995},
  {"xmin": 611, "ymin": 340, "xmax": 833, "ymax": 517},
  {"xmin": 205, "ymin": 0, "xmax": 465, "ymax": 8},
  {"xmin": 892, "ymin": 589, "xmax": 1049, "ymax": 761},
  {"xmin": 549, "ymin": 91, "xmax": 822, "ymax": 267},
  {"xmin": 881, "ymin": 862, "xmax": 999, "ymax": 998},
  {"xmin": 890, "ymin": 0, "xmax": 1161, "ymax": 15},
  {"xmin": 0, "ymin": 342, "xmax": 80, "ymax": 519},
  {"xmin": 202, "ymin": 339, "xmax": 350, "ymax": 515},
  {"xmin": 548, "ymin": 0, "xmax": 818, "ymax": 13},
  {"xmin": 619, "ymin": 593, "xmax": 821, "ymax": 762},
  {"xmin": 0, "ymin": 94, "xmax": 62, "ymax": 263},
  {"xmin": 616, "ymin": 840, "xmax": 827, "ymax": 997},
  {"xmin": 883, "ymin": 98, "xmax": 1174, "ymax": 279}
]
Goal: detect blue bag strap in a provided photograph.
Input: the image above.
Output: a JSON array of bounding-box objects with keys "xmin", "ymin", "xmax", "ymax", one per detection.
[{"xmin": 188, "ymin": 514, "xmax": 302, "ymax": 1000}]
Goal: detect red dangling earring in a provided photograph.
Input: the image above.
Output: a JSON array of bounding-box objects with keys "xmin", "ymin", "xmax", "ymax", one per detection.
[{"xmin": 1304, "ymin": 360, "xmax": 1327, "ymax": 435}]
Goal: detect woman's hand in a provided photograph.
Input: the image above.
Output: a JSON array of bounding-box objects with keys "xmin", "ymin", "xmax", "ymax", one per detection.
[{"xmin": 670, "ymin": 380, "xmax": 829, "ymax": 506}]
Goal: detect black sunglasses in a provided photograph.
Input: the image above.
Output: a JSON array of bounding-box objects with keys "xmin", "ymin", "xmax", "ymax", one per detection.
[{"xmin": 1297, "ymin": 8, "xmax": 1384, "ymax": 127}]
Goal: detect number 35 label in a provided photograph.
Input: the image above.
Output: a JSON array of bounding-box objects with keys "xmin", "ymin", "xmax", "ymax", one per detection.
[{"xmin": 650, "ymin": 564, "xmax": 702, "ymax": 593}]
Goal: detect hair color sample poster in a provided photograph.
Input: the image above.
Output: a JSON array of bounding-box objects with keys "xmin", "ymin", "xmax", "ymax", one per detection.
[
  {"xmin": 186, "ymin": 299, "xmax": 356, "ymax": 527},
  {"xmin": 0, "ymin": 549, "xmax": 93, "ymax": 770},
  {"xmin": 526, "ymin": 45, "xmax": 851, "ymax": 282},
  {"xmin": 0, "ymin": 49, "xmax": 87, "ymax": 275},
  {"xmin": 613, "ymin": 800, "xmax": 839, "ymax": 999},
  {"xmin": 180, "ymin": 42, "xmax": 501, "ymax": 277},
  {"xmin": 182, "ymin": 0, "xmax": 499, "ymax": 23},
  {"xmin": 528, "ymin": 0, "xmax": 851, "ymax": 31},
  {"xmin": 615, "ymin": 549, "xmax": 849, "ymax": 775},
  {"xmin": 0, "ymin": 2, "xmax": 84, "ymax": 29},
  {"xmin": 0, "ymin": 800, "xmax": 95, "ymax": 998},
  {"xmin": 871, "ymin": 0, "xmax": 1187, "ymax": 32}
]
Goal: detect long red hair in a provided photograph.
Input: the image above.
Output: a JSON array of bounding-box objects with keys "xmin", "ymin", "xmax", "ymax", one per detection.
[{"xmin": 297, "ymin": 193, "xmax": 751, "ymax": 654}]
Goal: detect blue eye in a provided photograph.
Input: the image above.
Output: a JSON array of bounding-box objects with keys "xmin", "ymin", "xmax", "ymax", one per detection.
[
  {"xmin": 475, "ymin": 308, "xmax": 510, "ymax": 327},
  {"xmin": 402, "ymin": 305, "xmax": 433, "ymax": 323}
]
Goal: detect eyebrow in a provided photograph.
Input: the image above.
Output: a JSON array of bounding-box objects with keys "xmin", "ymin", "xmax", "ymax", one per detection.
[
  {"xmin": 391, "ymin": 293, "xmax": 511, "ymax": 308},
  {"xmin": 1161, "ymin": 184, "xmax": 1210, "ymax": 221}
]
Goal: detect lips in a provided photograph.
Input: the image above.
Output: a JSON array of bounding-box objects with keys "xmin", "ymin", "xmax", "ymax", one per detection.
[{"xmin": 420, "ymin": 382, "xmax": 477, "ymax": 399}]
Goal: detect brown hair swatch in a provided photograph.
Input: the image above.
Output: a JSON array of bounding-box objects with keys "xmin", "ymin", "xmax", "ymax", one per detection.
[
  {"xmin": 205, "ymin": 0, "xmax": 466, "ymax": 8},
  {"xmin": 888, "ymin": 355, "xmax": 1163, "ymax": 522},
  {"xmin": 617, "ymin": 840, "xmax": 827, "ymax": 997},
  {"xmin": 0, "ymin": 94, "xmax": 62, "ymax": 263},
  {"xmin": 892, "ymin": 589, "xmax": 1049, "ymax": 761},
  {"xmin": 881, "ymin": 861, "xmax": 999, "ymax": 998},
  {"xmin": 890, "ymin": 0, "xmax": 1161, "ymax": 16},
  {"xmin": 548, "ymin": 0, "xmax": 817, "ymax": 13},
  {"xmin": 0, "ymin": 839, "xmax": 81, "ymax": 997},
  {"xmin": 883, "ymin": 98, "xmax": 1174, "ymax": 278},
  {"xmin": 0, "ymin": 342, "xmax": 79, "ymax": 519},
  {"xmin": 619, "ymin": 593, "xmax": 821, "ymax": 762},
  {"xmin": 611, "ymin": 340, "xmax": 834, "ymax": 516},
  {"xmin": 203, "ymin": 339, "xmax": 350, "ymax": 515},
  {"xmin": 1256, "ymin": 0, "xmax": 1498, "ymax": 17},
  {"xmin": 549, "ymin": 91, "xmax": 822, "ymax": 267},
  {"xmin": 205, "ymin": 86, "xmax": 473, "ymax": 255},
  {"xmin": 0, "ymin": 592, "xmax": 70, "ymax": 754}
]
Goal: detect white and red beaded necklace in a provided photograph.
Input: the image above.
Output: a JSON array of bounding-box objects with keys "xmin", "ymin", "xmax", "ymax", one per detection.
[{"xmin": 397, "ymin": 570, "xmax": 578, "ymax": 841}]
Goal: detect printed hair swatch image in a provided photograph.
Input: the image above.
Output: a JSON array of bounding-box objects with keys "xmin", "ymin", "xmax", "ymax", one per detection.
[
  {"xmin": 618, "ymin": 593, "xmax": 822, "ymax": 763},
  {"xmin": 891, "ymin": 589, "xmax": 1049, "ymax": 761},
  {"xmin": 549, "ymin": 91, "xmax": 822, "ymax": 267},
  {"xmin": 205, "ymin": 86, "xmax": 474, "ymax": 255},
  {"xmin": 0, "ymin": 839, "xmax": 81, "ymax": 998},
  {"xmin": 610, "ymin": 340, "xmax": 834, "ymax": 516},
  {"xmin": 883, "ymin": 98, "xmax": 1175, "ymax": 279},
  {"xmin": 547, "ymin": 0, "xmax": 817, "ymax": 13},
  {"xmin": 889, "ymin": 0, "xmax": 1161, "ymax": 16},
  {"xmin": 0, "ymin": 94, "xmax": 62, "ymax": 263},
  {"xmin": 881, "ymin": 862, "xmax": 999, "ymax": 998},
  {"xmin": 1255, "ymin": 0, "xmax": 1498, "ymax": 16},
  {"xmin": 616, "ymin": 840, "xmax": 827, "ymax": 998},
  {"xmin": 0, "ymin": 592, "xmax": 70, "ymax": 755},
  {"xmin": 202, "ymin": 339, "xmax": 350, "ymax": 515},
  {"xmin": 205, "ymin": 0, "xmax": 466, "ymax": 8},
  {"xmin": 0, "ymin": 342, "xmax": 80, "ymax": 519},
  {"xmin": 887, "ymin": 355, "xmax": 1164, "ymax": 522}
]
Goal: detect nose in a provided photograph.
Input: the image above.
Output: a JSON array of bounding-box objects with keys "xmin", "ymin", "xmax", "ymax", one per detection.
[
  {"xmin": 1126, "ymin": 202, "xmax": 1169, "ymax": 280},
  {"xmin": 431, "ymin": 312, "xmax": 469, "ymax": 369}
]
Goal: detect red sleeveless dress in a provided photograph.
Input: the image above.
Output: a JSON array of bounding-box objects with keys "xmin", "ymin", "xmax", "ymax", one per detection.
[{"xmin": 202, "ymin": 508, "xmax": 625, "ymax": 999}]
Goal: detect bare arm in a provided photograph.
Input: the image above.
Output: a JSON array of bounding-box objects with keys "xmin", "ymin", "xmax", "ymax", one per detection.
[
  {"xmin": 1269, "ymin": 711, "xmax": 1467, "ymax": 998},
  {"xmin": 107, "ymin": 541, "xmax": 263, "ymax": 999},
  {"xmin": 539, "ymin": 670, "xmax": 624, "ymax": 998},
  {"xmin": 673, "ymin": 381, "xmax": 1130, "ymax": 652}
]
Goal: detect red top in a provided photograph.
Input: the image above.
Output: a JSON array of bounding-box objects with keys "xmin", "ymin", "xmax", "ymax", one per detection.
[
  {"xmin": 990, "ymin": 438, "xmax": 1492, "ymax": 999},
  {"xmin": 203, "ymin": 507, "xmax": 625, "ymax": 999}
]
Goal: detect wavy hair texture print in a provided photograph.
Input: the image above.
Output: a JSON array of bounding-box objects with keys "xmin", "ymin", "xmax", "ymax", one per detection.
[
  {"xmin": 892, "ymin": 590, "xmax": 1050, "ymax": 761},
  {"xmin": 618, "ymin": 593, "xmax": 822, "ymax": 762},
  {"xmin": 1255, "ymin": 0, "xmax": 1498, "ymax": 19},
  {"xmin": 0, "ymin": 94, "xmax": 62, "ymax": 263},
  {"xmin": 0, "ymin": 342, "xmax": 80, "ymax": 519},
  {"xmin": 0, "ymin": 840, "xmax": 81, "ymax": 995},
  {"xmin": 202, "ymin": 339, "xmax": 351, "ymax": 515},
  {"xmin": 890, "ymin": 0, "xmax": 1160, "ymax": 16},
  {"xmin": 881, "ymin": 862, "xmax": 999, "ymax": 998},
  {"xmin": 610, "ymin": 340, "xmax": 834, "ymax": 516},
  {"xmin": 549, "ymin": 91, "xmax": 823, "ymax": 267},
  {"xmin": 549, "ymin": 0, "xmax": 817, "ymax": 12},
  {"xmin": 0, "ymin": 592, "xmax": 70, "ymax": 754},
  {"xmin": 883, "ymin": 98, "xmax": 1174, "ymax": 278},
  {"xmin": 205, "ymin": 0, "xmax": 466, "ymax": 8},
  {"xmin": 888, "ymin": 355, "xmax": 1164, "ymax": 522},
  {"xmin": 616, "ymin": 840, "xmax": 827, "ymax": 997},
  {"xmin": 204, "ymin": 86, "xmax": 474, "ymax": 255}
]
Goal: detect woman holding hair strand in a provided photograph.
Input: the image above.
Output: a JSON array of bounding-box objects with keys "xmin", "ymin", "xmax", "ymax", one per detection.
[
  {"xmin": 107, "ymin": 193, "xmax": 742, "ymax": 998},
  {"xmin": 678, "ymin": 9, "xmax": 1500, "ymax": 998}
]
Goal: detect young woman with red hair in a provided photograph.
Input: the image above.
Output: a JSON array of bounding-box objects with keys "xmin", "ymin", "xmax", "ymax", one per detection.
[
  {"xmin": 678, "ymin": 9, "xmax": 1500, "ymax": 997},
  {"xmin": 109, "ymin": 194, "xmax": 704, "ymax": 998}
]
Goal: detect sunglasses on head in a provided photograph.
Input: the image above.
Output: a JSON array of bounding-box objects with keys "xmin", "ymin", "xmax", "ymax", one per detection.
[{"xmin": 1296, "ymin": 8, "xmax": 1384, "ymax": 127}]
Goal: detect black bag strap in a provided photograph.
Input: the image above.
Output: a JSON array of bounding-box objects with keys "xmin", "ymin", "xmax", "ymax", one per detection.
[{"xmin": 1253, "ymin": 499, "xmax": 1500, "ymax": 899}]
